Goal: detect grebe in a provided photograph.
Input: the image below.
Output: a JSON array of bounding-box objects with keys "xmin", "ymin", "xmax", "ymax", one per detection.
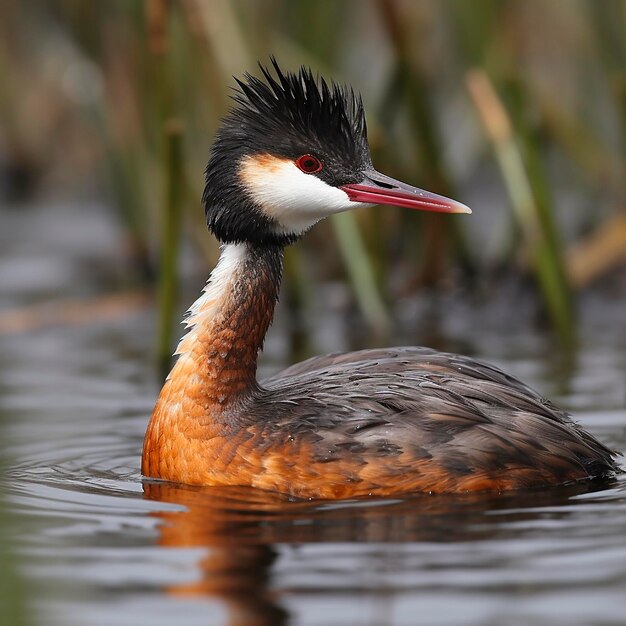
[{"xmin": 142, "ymin": 60, "xmax": 619, "ymax": 498}]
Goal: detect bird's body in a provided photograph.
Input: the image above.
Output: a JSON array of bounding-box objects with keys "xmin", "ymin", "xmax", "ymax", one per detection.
[{"xmin": 142, "ymin": 61, "xmax": 619, "ymax": 498}]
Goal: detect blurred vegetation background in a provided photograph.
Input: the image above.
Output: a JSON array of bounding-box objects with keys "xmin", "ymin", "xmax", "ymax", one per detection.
[{"xmin": 1, "ymin": 0, "xmax": 626, "ymax": 367}]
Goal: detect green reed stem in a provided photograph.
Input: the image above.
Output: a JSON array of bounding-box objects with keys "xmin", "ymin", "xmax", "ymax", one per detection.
[
  {"xmin": 467, "ymin": 70, "xmax": 574, "ymax": 343},
  {"xmin": 331, "ymin": 212, "xmax": 391, "ymax": 336},
  {"xmin": 157, "ymin": 121, "xmax": 184, "ymax": 377},
  {"xmin": 376, "ymin": 0, "xmax": 470, "ymax": 284},
  {"xmin": 0, "ymin": 504, "xmax": 30, "ymax": 626}
]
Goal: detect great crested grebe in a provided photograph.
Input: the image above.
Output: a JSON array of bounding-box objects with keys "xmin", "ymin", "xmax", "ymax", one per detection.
[{"xmin": 142, "ymin": 60, "xmax": 619, "ymax": 498}]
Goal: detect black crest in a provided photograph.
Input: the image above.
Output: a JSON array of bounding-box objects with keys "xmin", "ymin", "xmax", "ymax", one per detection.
[
  {"xmin": 230, "ymin": 58, "xmax": 368, "ymax": 161},
  {"xmin": 203, "ymin": 59, "xmax": 371, "ymax": 245}
]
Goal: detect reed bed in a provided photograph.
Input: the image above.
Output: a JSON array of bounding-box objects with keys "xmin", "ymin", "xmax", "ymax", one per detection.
[{"xmin": 1, "ymin": 0, "xmax": 625, "ymax": 359}]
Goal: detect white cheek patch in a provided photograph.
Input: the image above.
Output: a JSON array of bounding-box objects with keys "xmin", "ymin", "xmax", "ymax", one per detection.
[{"xmin": 239, "ymin": 155, "xmax": 365, "ymax": 234}]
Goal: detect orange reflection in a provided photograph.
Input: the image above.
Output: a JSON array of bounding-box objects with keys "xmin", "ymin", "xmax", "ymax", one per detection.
[{"xmin": 143, "ymin": 480, "xmax": 599, "ymax": 626}]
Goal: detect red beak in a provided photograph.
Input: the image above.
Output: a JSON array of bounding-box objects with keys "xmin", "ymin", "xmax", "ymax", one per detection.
[{"xmin": 340, "ymin": 169, "xmax": 471, "ymax": 214}]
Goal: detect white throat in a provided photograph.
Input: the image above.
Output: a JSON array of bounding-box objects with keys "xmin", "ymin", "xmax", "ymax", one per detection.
[{"xmin": 174, "ymin": 243, "xmax": 247, "ymax": 358}]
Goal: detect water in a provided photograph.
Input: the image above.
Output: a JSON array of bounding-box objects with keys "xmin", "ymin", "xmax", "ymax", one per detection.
[{"xmin": 2, "ymin": 200, "xmax": 626, "ymax": 626}]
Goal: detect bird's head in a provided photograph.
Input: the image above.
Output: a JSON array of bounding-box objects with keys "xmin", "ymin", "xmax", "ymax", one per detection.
[{"xmin": 203, "ymin": 59, "xmax": 470, "ymax": 245}]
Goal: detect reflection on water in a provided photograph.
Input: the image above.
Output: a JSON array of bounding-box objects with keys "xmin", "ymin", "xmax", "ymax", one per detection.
[
  {"xmin": 141, "ymin": 477, "xmax": 626, "ymax": 626},
  {"xmin": 145, "ymin": 480, "xmax": 618, "ymax": 547},
  {"xmin": 2, "ymin": 201, "xmax": 626, "ymax": 626},
  {"xmin": 145, "ymin": 485, "xmax": 296, "ymax": 626}
]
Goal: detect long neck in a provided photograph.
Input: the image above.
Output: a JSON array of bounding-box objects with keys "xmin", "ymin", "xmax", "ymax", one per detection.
[{"xmin": 164, "ymin": 242, "xmax": 283, "ymax": 415}]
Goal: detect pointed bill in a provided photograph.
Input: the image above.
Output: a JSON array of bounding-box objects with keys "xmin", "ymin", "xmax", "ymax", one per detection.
[{"xmin": 341, "ymin": 169, "xmax": 472, "ymax": 214}]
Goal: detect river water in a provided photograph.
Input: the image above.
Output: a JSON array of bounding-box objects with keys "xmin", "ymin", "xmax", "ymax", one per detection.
[{"xmin": 1, "ymin": 199, "xmax": 625, "ymax": 626}]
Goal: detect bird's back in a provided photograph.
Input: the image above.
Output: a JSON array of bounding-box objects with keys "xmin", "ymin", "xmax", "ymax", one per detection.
[{"xmin": 250, "ymin": 347, "xmax": 619, "ymax": 497}]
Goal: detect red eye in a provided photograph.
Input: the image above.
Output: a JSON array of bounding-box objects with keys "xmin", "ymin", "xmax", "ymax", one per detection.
[{"xmin": 295, "ymin": 154, "xmax": 322, "ymax": 174}]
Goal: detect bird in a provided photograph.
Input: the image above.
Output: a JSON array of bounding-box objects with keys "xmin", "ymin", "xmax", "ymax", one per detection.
[{"xmin": 142, "ymin": 59, "xmax": 620, "ymax": 499}]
